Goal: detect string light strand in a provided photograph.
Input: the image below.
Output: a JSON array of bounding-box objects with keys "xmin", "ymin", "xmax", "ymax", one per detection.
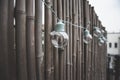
[{"xmin": 42, "ymin": 0, "xmax": 84, "ymax": 29}]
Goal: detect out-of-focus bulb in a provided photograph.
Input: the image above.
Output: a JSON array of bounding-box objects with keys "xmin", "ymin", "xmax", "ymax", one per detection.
[
  {"xmin": 93, "ymin": 27, "xmax": 101, "ymax": 37},
  {"xmin": 102, "ymin": 36, "xmax": 107, "ymax": 42},
  {"xmin": 50, "ymin": 21, "xmax": 69, "ymax": 49},
  {"xmin": 98, "ymin": 37, "xmax": 104, "ymax": 46},
  {"xmin": 83, "ymin": 29, "xmax": 92, "ymax": 44}
]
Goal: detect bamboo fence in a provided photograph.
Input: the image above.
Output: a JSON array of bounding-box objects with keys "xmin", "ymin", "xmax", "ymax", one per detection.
[{"xmin": 0, "ymin": 0, "xmax": 107, "ymax": 80}]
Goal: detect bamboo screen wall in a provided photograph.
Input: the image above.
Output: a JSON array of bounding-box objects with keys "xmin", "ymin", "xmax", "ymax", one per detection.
[{"xmin": 0, "ymin": 0, "xmax": 107, "ymax": 80}]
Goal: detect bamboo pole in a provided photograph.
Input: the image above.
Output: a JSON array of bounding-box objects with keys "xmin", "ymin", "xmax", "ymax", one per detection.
[
  {"xmin": 66, "ymin": 0, "xmax": 70, "ymax": 80},
  {"xmin": 57, "ymin": 0, "xmax": 64, "ymax": 80},
  {"xmin": 26, "ymin": 0, "xmax": 36, "ymax": 80},
  {"xmin": 83, "ymin": 0, "xmax": 87, "ymax": 80},
  {"xmin": 92, "ymin": 8, "xmax": 96, "ymax": 80},
  {"xmin": 80, "ymin": 0, "xmax": 85, "ymax": 79},
  {"xmin": 8, "ymin": 0, "xmax": 16, "ymax": 80},
  {"xmin": 72, "ymin": 0, "xmax": 77, "ymax": 80},
  {"xmin": 0, "ymin": 0, "xmax": 9, "ymax": 80},
  {"xmin": 89, "ymin": 5, "xmax": 93, "ymax": 80},
  {"xmin": 69, "ymin": 0, "xmax": 73, "ymax": 80},
  {"xmin": 86, "ymin": 2, "xmax": 91, "ymax": 80},
  {"xmin": 52, "ymin": 0, "xmax": 59, "ymax": 80},
  {"xmin": 75, "ymin": 0, "xmax": 79, "ymax": 80},
  {"xmin": 35, "ymin": 0, "xmax": 43, "ymax": 80},
  {"xmin": 62, "ymin": 0, "xmax": 67, "ymax": 80},
  {"xmin": 15, "ymin": 0, "xmax": 28, "ymax": 80},
  {"xmin": 44, "ymin": 0, "xmax": 52, "ymax": 80},
  {"xmin": 78, "ymin": 0, "xmax": 82, "ymax": 80}
]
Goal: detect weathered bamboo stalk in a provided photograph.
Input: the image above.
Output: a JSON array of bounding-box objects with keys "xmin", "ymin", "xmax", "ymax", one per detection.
[
  {"xmin": 26, "ymin": 0, "xmax": 36, "ymax": 80},
  {"xmin": 8, "ymin": 0, "xmax": 16, "ymax": 80},
  {"xmin": 52, "ymin": 0, "xmax": 59, "ymax": 80},
  {"xmin": 66, "ymin": 0, "xmax": 70, "ymax": 80},
  {"xmin": 15, "ymin": 0, "xmax": 28, "ymax": 79},
  {"xmin": 44, "ymin": 0, "xmax": 52, "ymax": 80},
  {"xmin": 72, "ymin": 0, "xmax": 77, "ymax": 80},
  {"xmin": 86, "ymin": 1, "xmax": 90, "ymax": 80},
  {"xmin": 80, "ymin": 0, "xmax": 85, "ymax": 80},
  {"xmin": 57, "ymin": 0, "xmax": 64, "ymax": 80},
  {"xmin": 69, "ymin": 0, "xmax": 73, "ymax": 80},
  {"xmin": 78, "ymin": 0, "xmax": 83, "ymax": 80},
  {"xmin": 92, "ymin": 8, "xmax": 96, "ymax": 80},
  {"xmin": 0, "ymin": 0, "xmax": 9, "ymax": 80},
  {"xmin": 83, "ymin": 0, "xmax": 87, "ymax": 80},
  {"xmin": 75, "ymin": 0, "xmax": 79, "ymax": 80},
  {"xmin": 62, "ymin": 0, "xmax": 67, "ymax": 80},
  {"xmin": 35, "ymin": 0, "xmax": 43, "ymax": 80},
  {"xmin": 89, "ymin": 5, "xmax": 93, "ymax": 80}
]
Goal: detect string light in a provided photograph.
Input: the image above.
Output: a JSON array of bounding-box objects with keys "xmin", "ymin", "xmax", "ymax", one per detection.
[
  {"xmin": 93, "ymin": 27, "xmax": 101, "ymax": 37},
  {"xmin": 50, "ymin": 20, "xmax": 69, "ymax": 49},
  {"xmin": 42, "ymin": 0, "xmax": 107, "ymax": 45},
  {"xmin": 83, "ymin": 29, "xmax": 92, "ymax": 44}
]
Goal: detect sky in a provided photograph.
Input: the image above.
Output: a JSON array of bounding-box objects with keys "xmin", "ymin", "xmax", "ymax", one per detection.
[{"xmin": 89, "ymin": 0, "xmax": 120, "ymax": 32}]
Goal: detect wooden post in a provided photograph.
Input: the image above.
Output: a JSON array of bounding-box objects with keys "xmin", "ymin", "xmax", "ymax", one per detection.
[
  {"xmin": 15, "ymin": 0, "xmax": 28, "ymax": 79},
  {"xmin": 35, "ymin": 0, "xmax": 43, "ymax": 80},
  {"xmin": 44, "ymin": 0, "xmax": 52, "ymax": 80},
  {"xmin": 26, "ymin": 0, "xmax": 36, "ymax": 80},
  {"xmin": 0, "ymin": 0, "xmax": 9, "ymax": 80}
]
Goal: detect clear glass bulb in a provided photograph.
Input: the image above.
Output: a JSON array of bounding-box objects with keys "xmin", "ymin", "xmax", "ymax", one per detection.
[
  {"xmin": 50, "ymin": 31, "xmax": 69, "ymax": 48},
  {"xmin": 98, "ymin": 37, "xmax": 104, "ymax": 46},
  {"xmin": 93, "ymin": 27, "xmax": 101, "ymax": 37},
  {"xmin": 102, "ymin": 36, "xmax": 107, "ymax": 42},
  {"xmin": 83, "ymin": 29, "xmax": 92, "ymax": 44}
]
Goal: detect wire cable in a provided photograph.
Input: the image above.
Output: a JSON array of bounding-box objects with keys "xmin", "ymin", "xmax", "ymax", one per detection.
[{"xmin": 42, "ymin": 0, "xmax": 85, "ymax": 29}]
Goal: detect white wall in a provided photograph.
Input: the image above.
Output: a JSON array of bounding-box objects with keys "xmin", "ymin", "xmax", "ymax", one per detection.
[{"xmin": 107, "ymin": 33, "xmax": 120, "ymax": 55}]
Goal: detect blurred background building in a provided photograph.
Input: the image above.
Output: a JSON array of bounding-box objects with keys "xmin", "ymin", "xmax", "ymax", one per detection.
[{"xmin": 107, "ymin": 32, "xmax": 120, "ymax": 80}]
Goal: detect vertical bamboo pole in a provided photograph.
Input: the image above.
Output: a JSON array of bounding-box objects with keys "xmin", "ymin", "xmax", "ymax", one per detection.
[
  {"xmin": 69, "ymin": 0, "xmax": 73, "ymax": 79},
  {"xmin": 72, "ymin": 0, "xmax": 77, "ymax": 80},
  {"xmin": 44, "ymin": 0, "xmax": 52, "ymax": 80},
  {"xmin": 15, "ymin": 0, "xmax": 28, "ymax": 79},
  {"xmin": 8, "ymin": 0, "xmax": 16, "ymax": 80},
  {"xmin": 75, "ymin": 0, "xmax": 79, "ymax": 80},
  {"xmin": 35, "ymin": 0, "xmax": 43, "ymax": 80},
  {"xmin": 92, "ymin": 8, "xmax": 96, "ymax": 80},
  {"xmin": 91, "ymin": 7, "xmax": 94, "ymax": 80},
  {"xmin": 0, "ymin": 0, "xmax": 9, "ymax": 80},
  {"xmin": 78, "ymin": 0, "xmax": 82, "ymax": 80},
  {"xmin": 81, "ymin": 0, "xmax": 85, "ymax": 79},
  {"xmin": 85, "ymin": 1, "xmax": 89, "ymax": 80},
  {"xmin": 26, "ymin": 0, "xmax": 36, "ymax": 80},
  {"xmin": 57, "ymin": 0, "xmax": 64, "ymax": 80},
  {"xmin": 95, "ymin": 14, "xmax": 98, "ymax": 80},
  {"xmin": 83, "ymin": 0, "xmax": 87, "ymax": 80},
  {"xmin": 89, "ymin": 5, "xmax": 93, "ymax": 80},
  {"xmin": 51, "ymin": 1, "xmax": 54, "ymax": 79},
  {"xmin": 66, "ymin": 0, "xmax": 70, "ymax": 80},
  {"xmin": 52, "ymin": 0, "xmax": 59, "ymax": 80},
  {"xmin": 62, "ymin": 0, "xmax": 66, "ymax": 80}
]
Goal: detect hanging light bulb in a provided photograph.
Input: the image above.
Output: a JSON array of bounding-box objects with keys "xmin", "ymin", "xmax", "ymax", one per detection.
[
  {"xmin": 101, "ymin": 29, "xmax": 105, "ymax": 33},
  {"xmin": 101, "ymin": 35, "xmax": 107, "ymax": 43},
  {"xmin": 50, "ymin": 20, "xmax": 69, "ymax": 49},
  {"xmin": 98, "ymin": 37, "xmax": 105, "ymax": 46},
  {"xmin": 93, "ymin": 27, "xmax": 101, "ymax": 37},
  {"xmin": 83, "ymin": 29, "xmax": 92, "ymax": 44}
]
